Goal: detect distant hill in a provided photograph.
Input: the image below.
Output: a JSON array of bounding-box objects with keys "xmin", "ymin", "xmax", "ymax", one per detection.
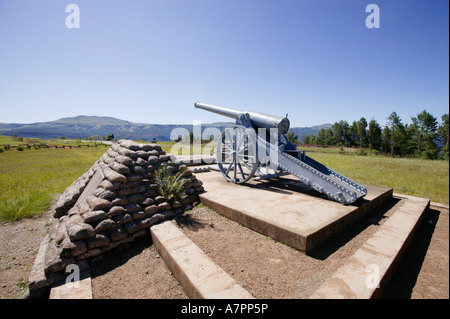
[
  {"xmin": 0, "ymin": 115, "xmax": 330, "ymax": 142},
  {"xmin": 290, "ymin": 123, "xmax": 332, "ymax": 142}
]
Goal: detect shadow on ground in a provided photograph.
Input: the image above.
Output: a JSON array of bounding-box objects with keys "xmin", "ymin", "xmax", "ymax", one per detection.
[{"xmin": 89, "ymin": 235, "xmax": 152, "ymax": 278}]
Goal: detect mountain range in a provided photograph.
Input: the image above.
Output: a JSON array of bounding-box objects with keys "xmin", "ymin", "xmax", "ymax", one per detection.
[{"xmin": 0, "ymin": 115, "xmax": 331, "ymax": 142}]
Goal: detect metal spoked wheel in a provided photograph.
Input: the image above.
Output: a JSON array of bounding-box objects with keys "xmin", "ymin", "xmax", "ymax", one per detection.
[{"xmin": 216, "ymin": 125, "xmax": 258, "ymax": 184}]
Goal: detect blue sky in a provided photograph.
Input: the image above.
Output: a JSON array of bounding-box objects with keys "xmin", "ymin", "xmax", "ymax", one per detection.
[{"xmin": 0, "ymin": 0, "xmax": 448, "ymax": 128}]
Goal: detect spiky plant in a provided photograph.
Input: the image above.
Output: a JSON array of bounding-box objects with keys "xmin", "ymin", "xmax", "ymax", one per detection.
[{"xmin": 154, "ymin": 164, "xmax": 189, "ymax": 204}]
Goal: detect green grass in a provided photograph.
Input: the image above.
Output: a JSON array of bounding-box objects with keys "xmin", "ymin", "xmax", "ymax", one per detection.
[
  {"xmin": 0, "ymin": 139, "xmax": 448, "ymax": 223},
  {"xmin": 0, "ymin": 147, "xmax": 106, "ymax": 222},
  {"xmin": 306, "ymin": 150, "xmax": 449, "ymax": 205}
]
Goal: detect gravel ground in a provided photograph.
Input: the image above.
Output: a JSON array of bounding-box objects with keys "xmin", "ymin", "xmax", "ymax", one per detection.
[
  {"xmin": 0, "ymin": 200, "xmax": 448, "ymax": 299},
  {"xmin": 0, "ymin": 210, "xmax": 52, "ymax": 299},
  {"xmin": 90, "ymin": 236, "xmax": 188, "ymax": 299}
]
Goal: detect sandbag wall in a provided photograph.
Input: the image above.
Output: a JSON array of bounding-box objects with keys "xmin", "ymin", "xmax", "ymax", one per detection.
[{"xmin": 27, "ymin": 139, "xmax": 204, "ymax": 297}]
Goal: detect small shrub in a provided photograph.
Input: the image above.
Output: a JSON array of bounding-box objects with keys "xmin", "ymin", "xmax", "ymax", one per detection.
[
  {"xmin": 421, "ymin": 149, "xmax": 439, "ymax": 160},
  {"xmin": 355, "ymin": 148, "xmax": 367, "ymax": 156},
  {"xmin": 154, "ymin": 164, "xmax": 189, "ymax": 204},
  {"xmin": 16, "ymin": 146, "xmax": 24, "ymax": 151}
]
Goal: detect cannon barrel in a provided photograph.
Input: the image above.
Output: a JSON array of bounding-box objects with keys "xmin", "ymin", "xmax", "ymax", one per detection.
[{"xmin": 194, "ymin": 102, "xmax": 290, "ymax": 134}]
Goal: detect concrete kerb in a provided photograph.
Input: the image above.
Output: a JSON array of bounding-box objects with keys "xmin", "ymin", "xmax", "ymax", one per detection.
[
  {"xmin": 430, "ymin": 202, "xmax": 449, "ymax": 210},
  {"xmin": 309, "ymin": 194, "xmax": 430, "ymax": 299},
  {"xmin": 49, "ymin": 270, "xmax": 93, "ymax": 299},
  {"xmin": 393, "ymin": 192, "xmax": 448, "ymax": 210}
]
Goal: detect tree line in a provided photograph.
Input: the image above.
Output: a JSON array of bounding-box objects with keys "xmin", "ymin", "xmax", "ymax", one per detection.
[{"xmin": 300, "ymin": 110, "xmax": 449, "ymax": 160}]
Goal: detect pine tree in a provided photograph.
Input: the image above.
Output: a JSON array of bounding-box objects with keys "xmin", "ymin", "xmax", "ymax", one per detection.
[
  {"xmin": 368, "ymin": 118, "xmax": 382, "ymax": 150},
  {"xmin": 438, "ymin": 113, "xmax": 449, "ymax": 159},
  {"xmin": 411, "ymin": 110, "xmax": 438, "ymax": 155},
  {"xmin": 387, "ymin": 112, "xmax": 404, "ymax": 156},
  {"xmin": 357, "ymin": 117, "xmax": 368, "ymax": 148},
  {"xmin": 382, "ymin": 126, "xmax": 391, "ymax": 155},
  {"xmin": 332, "ymin": 120, "xmax": 350, "ymax": 146}
]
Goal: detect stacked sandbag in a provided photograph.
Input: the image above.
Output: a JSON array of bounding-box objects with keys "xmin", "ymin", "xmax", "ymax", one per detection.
[{"xmin": 27, "ymin": 139, "xmax": 204, "ymax": 297}]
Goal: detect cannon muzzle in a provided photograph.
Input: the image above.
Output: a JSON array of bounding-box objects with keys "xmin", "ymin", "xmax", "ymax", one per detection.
[{"xmin": 194, "ymin": 102, "xmax": 290, "ymax": 134}]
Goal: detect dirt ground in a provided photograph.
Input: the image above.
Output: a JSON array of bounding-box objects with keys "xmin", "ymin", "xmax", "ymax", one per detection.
[
  {"xmin": 172, "ymin": 202, "xmax": 449, "ymax": 299},
  {"xmin": 89, "ymin": 237, "xmax": 188, "ymax": 299},
  {"xmin": 0, "ymin": 200, "xmax": 448, "ymax": 299},
  {"xmin": 0, "ymin": 210, "xmax": 52, "ymax": 299}
]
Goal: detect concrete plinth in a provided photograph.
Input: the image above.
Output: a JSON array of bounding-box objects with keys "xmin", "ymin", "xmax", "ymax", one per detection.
[{"xmin": 198, "ymin": 171, "xmax": 392, "ymax": 253}]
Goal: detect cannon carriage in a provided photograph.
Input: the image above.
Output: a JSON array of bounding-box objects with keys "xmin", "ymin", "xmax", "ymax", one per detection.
[{"xmin": 194, "ymin": 102, "xmax": 367, "ymax": 205}]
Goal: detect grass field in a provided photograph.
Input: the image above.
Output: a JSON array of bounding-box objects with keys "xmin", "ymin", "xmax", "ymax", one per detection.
[
  {"xmin": 0, "ymin": 140, "xmax": 448, "ymax": 223},
  {"xmin": 0, "ymin": 135, "xmax": 107, "ymax": 148},
  {"xmin": 304, "ymin": 149, "xmax": 449, "ymax": 205},
  {"xmin": 0, "ymin": 147, "xmax": 106, "ymax": 222}
]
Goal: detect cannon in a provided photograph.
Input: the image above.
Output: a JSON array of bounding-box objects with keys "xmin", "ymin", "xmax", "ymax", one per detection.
[{"xmin": 194, "ymin": 102, "xmax": 367, "ymax": 205}]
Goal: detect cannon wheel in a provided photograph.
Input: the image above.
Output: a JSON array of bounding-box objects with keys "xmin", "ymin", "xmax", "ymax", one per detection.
[{"xmin": 216, "ymin": 125, "xmax": 258, "ymax": 184}]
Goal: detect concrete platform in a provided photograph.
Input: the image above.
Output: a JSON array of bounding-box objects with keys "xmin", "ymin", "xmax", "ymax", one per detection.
[
  {"xmin": 151, "ymin": 220, "xmax": 254, "ymax": 299},
  {"xmin": 310, "ymin": 194, "xmax": 430, "ymax": 298},
  {"xmin": 49, "ymin": 271, "xmax": 93, "ymax": 299},
  {"xmin": 198, "ymin": 171, "xmax": 393, "ymax": 253}
]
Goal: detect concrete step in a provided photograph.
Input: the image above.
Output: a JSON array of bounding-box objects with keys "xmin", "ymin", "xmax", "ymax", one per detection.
[
  {"xmin": 150, "ymin": 220, "xmax": 254, "ymax": 299},
  {"xmin": 309, "ymin": 194, "xmax": 430, "ymax": 299},
  {"xmin": 49, "ymin": 271, "xmax": 92, "ymax": 299},
  {"xmin": 198, "ymin": 171, "xmax": 392, "ymax": 253}
]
